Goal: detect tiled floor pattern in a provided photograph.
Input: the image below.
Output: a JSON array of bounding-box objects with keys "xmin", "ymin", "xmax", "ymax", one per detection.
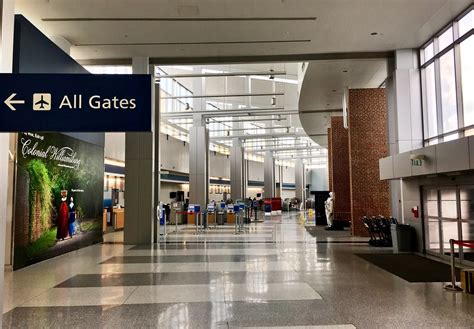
[{"xmin": 3, "ymin": 213, "xmax": 474, "ymax": 328}]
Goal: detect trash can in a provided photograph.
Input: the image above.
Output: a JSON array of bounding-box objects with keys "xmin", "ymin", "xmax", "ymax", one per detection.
[{"xmin": 391, "ymin": 224, "xmax": 413, "ymax": 252}]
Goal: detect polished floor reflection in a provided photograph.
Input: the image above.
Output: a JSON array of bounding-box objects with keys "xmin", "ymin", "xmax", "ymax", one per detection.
[{"xmin": 3, "ymin": 213, "xmax": 474, "ymax": 328}]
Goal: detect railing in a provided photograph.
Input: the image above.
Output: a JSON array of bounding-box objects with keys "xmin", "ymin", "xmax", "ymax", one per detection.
[{"xmin": 444, "ymin": 239, "xmax": 474, "ymax": 291}]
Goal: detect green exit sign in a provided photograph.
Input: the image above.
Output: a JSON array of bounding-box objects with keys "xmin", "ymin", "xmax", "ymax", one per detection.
[{"xmin": 411, "ymin": 159, "xmax": 423, "ymax": 166}]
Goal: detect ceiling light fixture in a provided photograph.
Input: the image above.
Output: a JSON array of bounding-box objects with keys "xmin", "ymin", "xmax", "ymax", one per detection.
[
  {"xmin": 370, "ymin": 32, "xmax": 378, "ymax": 36},
  {"xmin": 332, "ymin": 89, "xmax": 336, "ymax": 92},
  {"xmin": 342, "ymin": 70, "xmax": 348, "ymax": 73},
  {"xmin": 271, "ymin": 96, "xmax": 276, "ymax": 106}
]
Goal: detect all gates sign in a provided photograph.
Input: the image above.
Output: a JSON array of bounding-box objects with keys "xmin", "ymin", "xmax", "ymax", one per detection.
[{"xmin": 0, "ymin": 73, "xmax": 152, "ymax": 132}]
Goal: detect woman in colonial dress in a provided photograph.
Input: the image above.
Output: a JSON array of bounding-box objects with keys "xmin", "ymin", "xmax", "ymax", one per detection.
[
  {"xmin": 56, "ymin": 191, "xmax": 69, "ymax": 240},
  {"xmin": 68, "ymin": 196, "xmax": 76, "ymax": 237}
]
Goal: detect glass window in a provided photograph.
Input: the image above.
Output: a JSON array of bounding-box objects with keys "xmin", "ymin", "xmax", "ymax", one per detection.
[
  {"xmin": 426, "ymin": 189, "xmax": 438, "ymax": 217},
  {"xmin": 439, "ymin": 50, "xmax": 458, "ymax": 133},
  {"xmin": 438, "ymin": 27, "xmax": 453, "ymax": 52},
  {"xmin": 424, "ymin": 64, "xmax": 438, "ymax": 137},
  {"xmin": 423, "ymin": 42, "xmax": 434, "ymax": 63},
  {"xmin": 442, "ymin": 221, "xmax": 459, "ymax": 252},
  {"xmin": 460, "ymin": 188, "xmax": 474, "ymax": 220},
  {"xmin": 440, "ymin": 189, "xmax": 457, "ymax": 219},
  {"xmin": 421, "ymin": 7, "xmax": 473, "ymax": 145},
  {"xmin": 461, "ymin": 36, "xmax": 474, "ymax": 127},
  {"xmin": 459, "ymin": 9, "xmax": 473, "ymax": 37}
]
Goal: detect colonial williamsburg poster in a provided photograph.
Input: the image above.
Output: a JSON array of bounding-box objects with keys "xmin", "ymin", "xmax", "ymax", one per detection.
[{"xmin": 14, "ymin": 132, "xmax": 104, "ymax": 270}]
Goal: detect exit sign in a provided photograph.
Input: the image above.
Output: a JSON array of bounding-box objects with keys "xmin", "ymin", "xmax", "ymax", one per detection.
[{"xmin": 411, "ymin": 159, "xmax": 423, "ymax": 166}]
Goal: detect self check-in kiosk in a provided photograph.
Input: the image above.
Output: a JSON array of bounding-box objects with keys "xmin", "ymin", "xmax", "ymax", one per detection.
[{"xmin": 227, "ymin": 204, "xmax": 236, "ymax": 224}]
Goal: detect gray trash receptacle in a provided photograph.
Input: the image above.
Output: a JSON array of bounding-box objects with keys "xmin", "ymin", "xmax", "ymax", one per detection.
[{"xmin": 391, "ymin": 224, "xmax": 413, "ymax": 252}]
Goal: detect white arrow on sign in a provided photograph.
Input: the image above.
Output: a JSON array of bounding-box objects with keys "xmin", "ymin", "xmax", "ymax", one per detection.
[{"xmin": 4, "ymin": 93, "xmax": 25, "ymax": 111}]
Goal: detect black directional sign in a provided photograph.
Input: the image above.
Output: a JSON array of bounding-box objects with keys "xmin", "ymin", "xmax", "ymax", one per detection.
[{"xmin": 0, "ymin": 73, "xmax": 152, "ymax": 132}]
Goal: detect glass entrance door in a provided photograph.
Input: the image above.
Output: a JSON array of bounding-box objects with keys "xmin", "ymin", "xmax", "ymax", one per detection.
[{"xmin": 423, "ymin": 185, "xmax": 474, "ymax": 265}]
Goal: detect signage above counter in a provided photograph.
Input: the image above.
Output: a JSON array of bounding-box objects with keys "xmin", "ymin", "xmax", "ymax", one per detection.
[{"xmin": 0, "ymin": 73, "xmax": 152, "ymax": 132}]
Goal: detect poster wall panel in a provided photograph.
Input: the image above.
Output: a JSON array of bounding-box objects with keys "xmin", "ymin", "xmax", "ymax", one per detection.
[{"xmin": 13, "ymin": 132, "xmax": 104, "ymax": 270}]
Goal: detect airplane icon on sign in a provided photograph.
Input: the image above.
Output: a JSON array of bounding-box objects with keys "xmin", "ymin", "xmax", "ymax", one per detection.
[{"xmin": 33, "ymin": 93, "xmax": 51, "ymax": 111}]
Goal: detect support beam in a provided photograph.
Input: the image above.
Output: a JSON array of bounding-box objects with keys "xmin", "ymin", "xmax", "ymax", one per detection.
[
  {"xmin": 162, "ymin": 92, "xmax": 284, "ymax": 99},
  {"xmin": 212, "ymin": 132, "xmax": 305, "ymax": 141},
  {"xmin": 207, "ymin": 117, "xmax": 288, "ymax": 124},
  {"xmin": 276, "ymin": 155, "xmax": 328, "ymax": 160},
  {"xmin": 156, "ymin": 71, "xmax": 286, "ymax": 79},
  {"xmin": 162, "ymin": 108, "xmax": 296, "ymax": 119},
  {"xmin": 247, "ymin": 146, "xmax": 322, "ymax": 153}
]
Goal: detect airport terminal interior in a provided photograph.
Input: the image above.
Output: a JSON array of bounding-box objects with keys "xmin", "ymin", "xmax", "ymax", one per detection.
[{"xmin": 0, "ymin": 0, "xmax": 473, "ymax": 328}]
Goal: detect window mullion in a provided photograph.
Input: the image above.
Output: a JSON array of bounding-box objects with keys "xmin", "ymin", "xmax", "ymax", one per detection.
[
  {"xmin": 453, "ymin": 20, "xmax": 465, "ymax": 137},
  {"xmin": 434, "ymin": 43, "xmax": 444, "ymax": 142},
  {"xmin": 421, "ymin": 67, "xmax": 429, "ymax": 146}
]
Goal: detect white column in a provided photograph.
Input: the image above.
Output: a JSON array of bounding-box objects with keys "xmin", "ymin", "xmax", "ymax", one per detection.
[
  {"xmin": 0, "ymin": 0, "xmax": 15, "ymax": 322},
  {"xmin": 386, "ymin": 49, "xmax": 423, "ymax": 221},
  {"xmin": 387, "ymin": 49, "xmax": 423, "ymax": 154},
  {"xmin": 124, "ymin": 57, "xmax": 156, "ymax": 244}
]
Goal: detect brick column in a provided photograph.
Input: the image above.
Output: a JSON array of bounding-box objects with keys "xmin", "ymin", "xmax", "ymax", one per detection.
[
  {"xmin": 348, "ymin": 89, "xmax": 391, "ymax": 236},
  {"xmin": 330, "ymin": 117, "xmax": 351, "ymax": 219}
]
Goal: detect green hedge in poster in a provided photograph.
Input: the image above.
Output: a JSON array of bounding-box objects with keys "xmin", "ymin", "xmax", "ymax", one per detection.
[{"xmin": 26, "ymin": 159, "xmax": 53, "ymax": 241}]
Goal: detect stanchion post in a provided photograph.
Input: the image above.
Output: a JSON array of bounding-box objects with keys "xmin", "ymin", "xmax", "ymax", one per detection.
[
  {"xmin": 175, "ymin": 212, "xmax": 178, "ymax": 233},
  {"xmin": 163, "ymin": 213, "xmax": 167, "ymax": 237},
  {"xmin": 444, "ymin": 239, "xmax": 463, "ymax": 292},
  {"xmin": 234, "ymin": 210, "xmax": 238, "ymax": 235},
  {"xmin": 195, "ymin": 212, "xmax": 199, "ymax": 235}
]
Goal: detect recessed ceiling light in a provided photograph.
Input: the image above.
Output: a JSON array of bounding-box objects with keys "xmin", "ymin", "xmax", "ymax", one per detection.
[{"xmin": 370, "ymin": 32, "xmax": 378, "ymax": 36}]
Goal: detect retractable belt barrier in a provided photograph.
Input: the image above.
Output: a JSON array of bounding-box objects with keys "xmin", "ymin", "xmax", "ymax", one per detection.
[{"xmin": 444, "ymin": 239, "xmax": 474, "ymax": 292}]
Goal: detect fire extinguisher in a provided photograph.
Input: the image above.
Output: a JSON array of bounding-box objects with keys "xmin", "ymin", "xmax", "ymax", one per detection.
[{"xmin": 411, "ymin": 206, "xmax": 419, "ymax": 218}]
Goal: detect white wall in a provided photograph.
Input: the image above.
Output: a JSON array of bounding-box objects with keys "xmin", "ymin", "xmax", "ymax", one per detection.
[
  {"xmin": 248, "ymin": 160, "xmax": 264, "ymax": 181},
  {"xmin": 209, "ymin": 151, "xmax": 230, "ymax": 179},
  {"xmin": 105, "ymin": 133, "xmax": 125, "ymax": 161},
  {"xmin": 160, "ymin": 133, "xmax": 189, "ymax": 173},
  {"xmin": 308, "ymin": 168, "xmax": 329, "ymax": 191}
]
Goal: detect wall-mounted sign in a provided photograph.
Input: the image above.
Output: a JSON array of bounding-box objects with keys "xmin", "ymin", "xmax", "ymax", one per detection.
[
  {"xmin": 410, "ymin": 154, "xmax": 426, "ymax": 167},
  {"xmin": 0, "ymin": 73, "xmax": 152, "ymax": 132}
]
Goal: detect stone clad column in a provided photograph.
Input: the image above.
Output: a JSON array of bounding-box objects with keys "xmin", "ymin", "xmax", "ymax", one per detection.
[
  {"xmin": 230, "ymin": 137, "xmax": 245, "ymax": 201},
  {"xmin": 295, "ymin": 161, "xmax": 304, "ymax": 202},
  {"xmin": 189, "ymin": 114, "xmax": 209, "ymax": 207},
  {"xmin": 124, "ymin": 57, "xmax": 156, "ymax": 244},
  {"xmin": 188, "ymin": 66, "xmax": 209, "ymax": 208},
  {"xmin": 264, "ymin": 150, "xmax": 275, "ymax": 198}
]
